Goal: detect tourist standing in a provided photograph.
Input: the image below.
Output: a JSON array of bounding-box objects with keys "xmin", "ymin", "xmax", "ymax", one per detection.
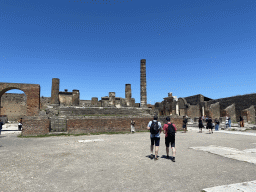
[
  {"xmin": 214, "ymin": 118, "xmax": 220, "ymax": 131},
  {"xmin": 147, "ymin": 116, "xmax": 162, "ymax": 160},
  {"xmin": 225, "ymin": 115, "xmax": 229, "ymax": 128},
  {"xmin": 163, "ymin": 117, "xmax": 177, "ymax": 162},
  {"xmin": 207, "ymin": 117, "xmax": 213, "ymax": 134},
  {"xmin": 131, "ymin": 119, "xmax": 136, "ymax": 133},
  {"xmin": 0, "ymin": 119, "xmax": 3, "ymax": 135},
  {"xmin": 228, "ymin": 117, "xmax": 231, "ymax": 128},
  {"xmin": 240, "ymin": 116, "xmax": 244, "ymax": 127},
  {"xmin": 198, "ymin": 117, "xmax": 204, "ymax": 133},
  {"xmin": 183, "ymin": 116, "xmax": 187, "ymax": 133},
  {"xmin": 18, "ymin": 118, "xmax": 23, "ymax": 131}
]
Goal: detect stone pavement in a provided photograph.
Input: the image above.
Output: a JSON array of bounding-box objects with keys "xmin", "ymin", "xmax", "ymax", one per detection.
[{"xmin": 1, "ymin": 126, "xmax": 256, "ymax": 192}]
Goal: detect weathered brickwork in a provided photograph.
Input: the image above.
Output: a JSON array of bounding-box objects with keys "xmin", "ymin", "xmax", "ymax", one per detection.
[
  {"xmin": 67, "ymin": 116, "xmax": 183, "ymax": 134},
  {"xmin": 1, "ymin": 93, "xmax": 27, "ymax": 121},
  {"xmin": 22, "ymin": 116, "xmax": 50, "ymax": 136},
  {"xmin": 222, "ymin": 104, "xmax": 236, "ymax": 123},
  {"xmin": 209, "ymin": 102, "xmax": 220, "ymax": 120},
  {"xmin": 187, "ymin": 105, "xmax": 200, "ymax": 119},
  {"xmin": 0, "ymin": 83, "xmax": 40, "ymax": 116},
  {"xmin": 241, "ymin": 106, "xmax": 255, "ymax": 123}
]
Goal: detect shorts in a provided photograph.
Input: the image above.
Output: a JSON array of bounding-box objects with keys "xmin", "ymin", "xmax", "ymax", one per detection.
[
  {"xmin": 165, "ymin": 136, "xmax": 175, "ymax": 148},
  {"xmin": 151, "ymin": 137, "xmax": 160, "ymax": 146},
  {"xmin": 183, "ymin": 125, "xmax": 186, "ymax": 129}
]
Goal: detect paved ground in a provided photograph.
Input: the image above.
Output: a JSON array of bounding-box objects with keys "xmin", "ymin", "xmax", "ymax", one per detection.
[{"xmin": 1, "ymin": 125, "xmax": 256, "ymax": 192}]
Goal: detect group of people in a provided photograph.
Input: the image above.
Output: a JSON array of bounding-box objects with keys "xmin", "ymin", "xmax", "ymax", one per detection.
[
  {"xmin": 198, "ymin": 116, "xmax": 220, "ymax": 133},
  {"xmin": 146, "ymin": 116, "xmax": 177, "ymax": 162}
]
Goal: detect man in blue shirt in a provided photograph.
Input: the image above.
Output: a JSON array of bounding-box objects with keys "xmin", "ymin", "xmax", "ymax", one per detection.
[{"xmin": 147, "ymin": 116, "xmax": 162, "ymax": 160}]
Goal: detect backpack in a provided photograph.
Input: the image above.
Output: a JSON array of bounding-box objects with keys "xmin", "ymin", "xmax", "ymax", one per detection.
[
  {"xmin": 167, "ymin": 123, "xmax": 175, "ymax": 136},
  {"xmin": 150, "ymin": 121, "xmax": 159, "ymax": 134}
]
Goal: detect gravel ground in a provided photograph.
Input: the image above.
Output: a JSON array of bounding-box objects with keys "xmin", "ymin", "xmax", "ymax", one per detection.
[{"xmin": 1, "ymin": 127, "xmax": 256, "ymax": 192}]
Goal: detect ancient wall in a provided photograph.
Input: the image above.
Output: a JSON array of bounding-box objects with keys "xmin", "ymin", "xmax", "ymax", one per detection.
[
  {"xmin": 241, "ymin": 106, "xmax": 255, "ymax": 124},
  {"xmin": 0, "ymin": 93, "xmax": 27, "ymax": 121},
  {"xmin": 0, "ymin": 83, "xmax": 40, "ymax": 117},
  {"xmin": 59, "ymin": 92, "xmax": 72, "ymax": 106},
  {"xmin": 22, "ymin": 116, "xmax": 50, "ymax": 136},
  {"xmin": 184, "ymin": 94, "xmax": 206, "ymax": 105},
  {"xmin": 222, "ymin": 104, "xmax": 236, "ymax": 123},
  {"xmin": 187, "ymin": 105, "xmax": 200, "ymax": 119},
  {"xmin": 59, "ymin": 107, "xmax": 152, "ymax": 116},
  {"xmin": 40, "ymin": 96, "xmax": 51, "ymax": 110},
  {"xmin": 207, "ymin": 93, "xmax": 256, "ymax": 121},
  {"xmin": 51, "ymin": 78, "xmax": 60, "ymax": 105},
  {"xmin": 209, "ymin": 102, "xmax": 220, "ymax": 120}
]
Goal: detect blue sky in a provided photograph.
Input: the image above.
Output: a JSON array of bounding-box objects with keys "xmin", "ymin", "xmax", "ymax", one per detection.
[{"xmin": 1, "ymin": 0, "xmax": 255, "ymax": 104}]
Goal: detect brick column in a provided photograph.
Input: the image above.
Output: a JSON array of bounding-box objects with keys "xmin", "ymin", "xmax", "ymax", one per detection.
[
  {"xmin": 140, "ymin": 59, "xmax": 147, "ymax": 107},
  {"xmin": 51, "ymin": 78, "xmax": 60, "ymax": 105},
  {"xmin": 72, "ymin": 89, "xmax": 80, "ymax": 106},
  {"xmin": 125, "ymin": 84, "xmax": 132, "ymax": 107}
]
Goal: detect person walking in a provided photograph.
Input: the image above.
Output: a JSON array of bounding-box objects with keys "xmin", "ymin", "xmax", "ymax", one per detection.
[
  {"xmin": 0, "ymin": 119, "xmax": 3, "ymax": 135},
  {"xmin": 183, "ymin": 116, "xmax": 187, "ymax": 133},
  {"xmin": 131, "ymin": 119, "xmax": 136, "ymax": 133},
  {"xmin": 225, "ymin": 115, "xmax": 229, "ymax": 129},
  {"xmin": 214, "ymin": 118, "xmax": 220, "ymax": 131},
  {"xmin": 18, "ymin": 118, "xmax": 23, "ymax": 131},
  {"xmin": 147, "ymin": 116, "xmax": 162, "ymax": 160},
  {"xmin": 240, "ymin": 116, "xmax": 244, "ymax": 127},
  {"xmin": 163, "ymin": 117, "xmax": 177, "ymax": 162},
  {"xmin": 207, "ymin": 117, "xmax": 213, "ymax": 134},
  {"xmin": 198, "ymin": 117, "xmax": 204, "ymax": 133},
  {"xmin": 228, "ymin": 116, "xmax": 231, "ymax": 128}
]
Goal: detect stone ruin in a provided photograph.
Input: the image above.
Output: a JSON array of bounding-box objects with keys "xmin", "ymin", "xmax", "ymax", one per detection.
[{"xmin": 0, "ymin": 59, "xmax": 256, "ymax": 136}]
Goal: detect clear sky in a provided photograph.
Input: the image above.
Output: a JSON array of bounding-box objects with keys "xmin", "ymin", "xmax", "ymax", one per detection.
[{"xmin": 1, "ymin": 0, "xmax": 255, "ymax": 104}]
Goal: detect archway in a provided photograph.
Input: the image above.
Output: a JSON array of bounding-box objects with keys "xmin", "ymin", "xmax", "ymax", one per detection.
[
  {"xmin": 1, "ymin": 89, "xmax": 27, "ymax": 121},
  {"xmin": 0, "ymin": 83, "xmax": 40, "ymax": 117}
]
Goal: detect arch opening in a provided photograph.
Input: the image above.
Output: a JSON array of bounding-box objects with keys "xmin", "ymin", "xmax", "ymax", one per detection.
[{"xmin": 0, "ymin": 89, "xmax": 27, "ymax": 121}]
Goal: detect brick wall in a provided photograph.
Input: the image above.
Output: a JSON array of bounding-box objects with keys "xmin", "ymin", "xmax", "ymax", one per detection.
[
  {"xmin": 187, "ymin": 105, "xmax": 200, "ymax": 119},
  {"xmin": 241, "ymin": 106, "xmax": 255, "ymax": 124},
  {"xmin": 209, "ymin": 102, "xmax": 220, "ymax": 120},
  {"xmin": 67, "ymin": 116, "xmax": 184, "ymax": 134},
  {"xmin": 1, "ymin": 93, "xmax": 27, "ymax": 121},
  {"xmin": 22, "ymin": 116, "xmax": 50, "ymax": 136}
]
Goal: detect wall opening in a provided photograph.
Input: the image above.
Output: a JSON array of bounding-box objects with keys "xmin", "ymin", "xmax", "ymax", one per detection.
[{"xmin": 0, "ymin": 89, "xmax": 27, "ymax": 121}]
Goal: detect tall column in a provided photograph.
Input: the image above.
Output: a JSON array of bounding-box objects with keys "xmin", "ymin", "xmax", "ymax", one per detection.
[
  {"xmin": 140, "ymin": 59, "xmax": 147, "ymax": 107},
  {"xmin": 72, "ymin": 89, "xmax": 80, "ymax": 106},
  {"xmin": 125, "ymin": 84, "xmax": 132, "ymax": 107},
  {"xmin": 51, "ymin": 78, "xmax": 60, "ymax": 105}
]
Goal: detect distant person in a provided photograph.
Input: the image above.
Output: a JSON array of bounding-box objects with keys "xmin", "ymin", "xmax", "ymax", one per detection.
[
  {"xmin": 207, "ymin": 117, "xmax": 213, "ymax": 134},
  {"xmin": 198, "ymin": 117, "xmax": 204, "ymax": 133},
  {"xmin": 240, "ymin": 116, "xmax": 244, "ymax": 127},
  {"xmin": 228, "ymin": 116, "xmax": 231, "ymax": 128},
  {"xmin": 147, "ymin": 116, "xmax": 162, "ymax": 160},
  {"xmin": 214, "ymin": 118, "xmax": 220, "ymax": 131},
  {"xmin": 225, "ymin": 115, "xmax": 229, "ymax": 128},
  {"xmin": 183, "ymin": 116, "xmax": 187, "ymax": 133},
  {"xmin": 131, "ymin": 119, "xmax": 136, "ymax": 133},
  {"xmin": 18, "ymin": 118, "xmax": 23, "ymax": 131},
  {"xmin": 0, "ymin": 119, "xmax": 3, "ymax": 135},
  {"xmin": 163, "ymin": 117, "xmax": 177, "ymax": 162}
]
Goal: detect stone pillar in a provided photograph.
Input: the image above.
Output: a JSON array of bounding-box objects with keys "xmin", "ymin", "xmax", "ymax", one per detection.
[
  {"xmin": 176, "ymin": 103, "xmax": 179, "ymax": 115},
  {"xmin": 91, "ymin": 97, "xmax": 98, "ymax": 106},
  {"xmin": 51, "ymin": 78, "xmax": 60, "ymax": 105},
  {"xmin": 140, "ymin": 59, "xmax": 147, "ymax": 107},
  {"xmin": 168, "ymin": 92, "xmax": 172, "ymax": 97},
  {"xmin": 109, "ymin": 92, "xmax": 115, "ymax": 106},
  {"xmin": 72, "ymin": 89, "xmax": 79, "ymax": 106},
  {"xmin": 125, "ymin": 84, "xmax": 132, "ymax": 107},
  {"xmin": 202, "ymin": 106, "xmax": 205, "ymax": 116}
]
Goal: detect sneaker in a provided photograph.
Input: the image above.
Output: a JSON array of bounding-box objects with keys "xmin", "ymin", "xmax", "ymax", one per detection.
[
  {"xmin": 172, "ymin": 157, "xmax": 175, "ymax": 162},
  {"xmin": 155, "ymin": 157, "xmax": 158, "ymax": 161}
]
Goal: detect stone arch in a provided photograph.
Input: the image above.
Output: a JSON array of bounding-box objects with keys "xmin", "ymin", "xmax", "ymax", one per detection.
[{"xmin": 0, "ymin": 83, "xmax": 40, "ymax": 116}]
